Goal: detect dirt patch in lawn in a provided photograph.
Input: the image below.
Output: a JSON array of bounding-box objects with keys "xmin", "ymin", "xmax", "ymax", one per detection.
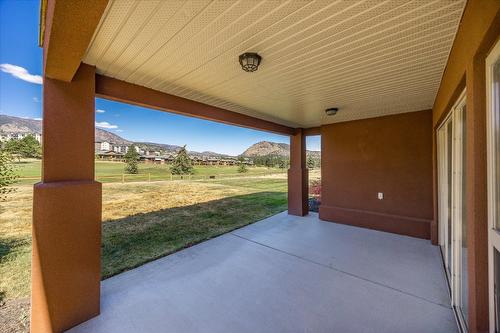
[{"xmin": 0, "ymin": 298, "xmax": 30, "ymax": 333}]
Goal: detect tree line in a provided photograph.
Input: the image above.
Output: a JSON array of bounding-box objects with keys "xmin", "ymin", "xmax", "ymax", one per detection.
[
  {"xmin": 124, "ymin": 144, "xmax": 197, "ymax": 175},
  {"xmin": 249, "ymin": 154, "xmax": 320, "ymax": 169},
  {"xmin": 1, "ymin": 134, "xmax": 42, "ymax": 159}
]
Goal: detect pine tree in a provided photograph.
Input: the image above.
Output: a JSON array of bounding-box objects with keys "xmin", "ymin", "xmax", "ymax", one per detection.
[
  {"xmin": 307, "ymin": 155, "xmax": 315, "ymax": 169},
  {"xmin": 124, "ymin": 145, "xmax": 140, "ymax": 174},
  {"xmin": 0, "ymin": 149, "xmax": 18, "ymax": 201},
  {"xmin": 170, "ymin": 146, "xmax": 194, "ymax": 175}
]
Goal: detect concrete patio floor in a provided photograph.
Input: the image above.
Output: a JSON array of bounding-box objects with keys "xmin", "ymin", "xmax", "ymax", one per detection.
[{"xmin": 67, "ymin": 212, "xmax": 457, "ymax": 333}]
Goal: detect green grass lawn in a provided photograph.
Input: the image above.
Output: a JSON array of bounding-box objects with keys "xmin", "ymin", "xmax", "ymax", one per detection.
[
  {"xmin": 13, "ymin": 160, "xmax": 286, "ymax": 184},
  {"xmin": 101, "ymin": 177, "xmax": 288, "ymax": 278}
]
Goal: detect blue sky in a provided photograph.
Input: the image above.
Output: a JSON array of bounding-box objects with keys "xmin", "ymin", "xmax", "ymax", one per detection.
[{"xmin": 0, "ymin": 0, "xmax": 320, "ymax": 155}]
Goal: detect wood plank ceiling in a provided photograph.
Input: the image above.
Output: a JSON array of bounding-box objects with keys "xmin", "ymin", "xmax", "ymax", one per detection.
[{"xmin": 83, "ymin": 0, "xmax": 466, "ymax": 128}]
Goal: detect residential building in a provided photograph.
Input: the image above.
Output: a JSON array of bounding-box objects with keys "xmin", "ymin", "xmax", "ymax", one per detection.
[
  {"xmin": 0, "ymin": 132, "xmax": 42, "ymax": 143},
  {"xmin": 95, "ymin": 141, "xmax": 111, "ymax": 152}
]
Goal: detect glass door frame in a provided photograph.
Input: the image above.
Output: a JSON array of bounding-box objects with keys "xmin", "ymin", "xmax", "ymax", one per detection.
[
  {"xmin": 452, "ymin": 94, "xmax": 467, "ymax": 330},
  {"xmin": 438, "ymin": 89, "xmax": 468, "ymax": 331},
  {"xmin": 487, "ymin": 39, "xmax": 500, "ymax": 333},
  {"xmin": 438, "ymin": 113, "xmax": 452, "ymax": 285}
]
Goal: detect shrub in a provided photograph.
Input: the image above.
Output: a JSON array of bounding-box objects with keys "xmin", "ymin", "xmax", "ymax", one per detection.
[
  {"xmin": 237, "ymin": 163, "xmax": 248, "ymax": 173},
  {"xmin": 309, "ymin": 179, "xmax": 321, "ymax": 199}
]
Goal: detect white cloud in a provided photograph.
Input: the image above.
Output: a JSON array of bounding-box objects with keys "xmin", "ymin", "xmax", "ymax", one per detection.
[
  {"xmin": 96, "ymin": 109, "xmax": 105, "ymax": 113},
  {"xmin": 115, "ymin": 129, "xmax": 124, "ymax": 132},
  {"xmin": 95, "ymin": 121, "xmax": 118, "ymax": 129},
  {"xmin": 21, "ymin": 116, "xmax": 42, "ymax": 121},
  {"xmin": 0, "ymin": 64, "xmax": 43, "ymax": 84},
  {"xmin": 33, "ymin": 97, "xmax": 40, "ymax": 103}
]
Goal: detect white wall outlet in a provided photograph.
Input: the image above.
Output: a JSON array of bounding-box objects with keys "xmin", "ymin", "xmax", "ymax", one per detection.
[{"xmin": 378, "ymin": 192, "xmax": 384, "ymax": 200}]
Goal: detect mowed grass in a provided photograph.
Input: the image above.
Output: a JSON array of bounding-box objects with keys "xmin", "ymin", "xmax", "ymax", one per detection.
[
  {"xmin": 13, "ymin": 160, "xmax": 286, "ymax": 184},
  {"xmin": 0, "ymin": 174, "xmax": 288, "ymax": 303},
  {"xmin": 101, "ymin": 177, "xmax": 287, "ymax": 278}
]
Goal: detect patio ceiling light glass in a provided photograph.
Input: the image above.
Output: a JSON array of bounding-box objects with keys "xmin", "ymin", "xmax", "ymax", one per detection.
[
  {"xmin": 239, "ymin": 52, "xmax": 262, "ymax": 72},
  {"xmin": 325, "ymin": 108, "xmax": 338, "ymax": 116}
]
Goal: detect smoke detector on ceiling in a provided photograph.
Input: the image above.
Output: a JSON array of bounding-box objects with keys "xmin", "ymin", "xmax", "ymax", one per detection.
[{"xmin": 325, "ymin": 107, "xmax": 338, "ymax": 116}]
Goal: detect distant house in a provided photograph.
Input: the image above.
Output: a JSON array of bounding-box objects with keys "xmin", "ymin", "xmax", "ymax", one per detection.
[
  {"xmin": 140, "ymin": 154, "xmax": 167, "ymax": 164},
  {"xmin": 95, "ymin": 141, "xmax": 128, "ymax": 161},
  {"xmin": 0, "ymin": 132, "xmax": 42, "ymax": 143},
  {"xmin": 95, "ymin": 141, "xmax": 111, "ymax": 152},
  {"xmin": 112, "ymin": 145, "xmax": 129, "ymax": 154},
  {"xmin": 92, "ymin": 141, "xmax": 249, "ymax": 166},
  {"xmin": 95, "ymin": 150, "xmax": 124, "ymax": 161}
]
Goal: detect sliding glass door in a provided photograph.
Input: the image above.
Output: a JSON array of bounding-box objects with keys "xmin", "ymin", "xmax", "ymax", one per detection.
[
  {"xmin": 438, "ymin": 91, "xmax": 468, "ymax": 331},
  {"xmin": 438, "ymin": 117, "xmax": 452, "ymax": 281},
  {"xmin": 487, "ymin": 40, "xmax": 500, "ymax": 333}
]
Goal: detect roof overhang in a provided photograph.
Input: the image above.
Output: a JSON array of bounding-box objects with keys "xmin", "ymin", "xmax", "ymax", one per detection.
[
  {"xmin": 41, "ymin": 0, "xmax": 466, "ymax": 129},
  {"xmin": 40, "ymin": 0, "xmax": 108, "ymax": 81}
]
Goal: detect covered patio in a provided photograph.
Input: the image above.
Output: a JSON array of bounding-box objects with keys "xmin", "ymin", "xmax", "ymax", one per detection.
[
  {"xmin": 33, "ymin": 1, "xmax": 500, "ymax": 332},
  {"xmin": 68, "ymin": 212, "xmax": 455, "ymax": 333}
]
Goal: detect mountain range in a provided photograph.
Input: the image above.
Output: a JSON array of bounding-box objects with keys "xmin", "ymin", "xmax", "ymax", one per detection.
[
  {"xmin": 0, "ymin": 115, "xmax": 320, "ymax": 158},
  {"xmin": 241, "ymin": 141, "xmax": 320, "ymax": 158}
]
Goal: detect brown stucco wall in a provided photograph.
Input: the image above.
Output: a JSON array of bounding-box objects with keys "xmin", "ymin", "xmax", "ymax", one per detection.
[
  {"xmin": 319, "ymin": 110, "xmax": 433, "ymax": 239},
  {"xmin": 431, "ymin": 2, "xmax": 500, "ymax": 332}
]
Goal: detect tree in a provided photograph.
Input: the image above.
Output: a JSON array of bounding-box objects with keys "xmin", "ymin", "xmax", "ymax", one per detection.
[
  {"xmin": 237, "ymin": 163, "xmax": 248, "ymax": 173},
  {"xmin": 20, "ymin": 135, "xmax": 42, "ymax": 158},
  {"xmin": 0, "ymin": 149, "xmax": 18, "ymax": 201},
  {"xmin": 124, "ymin": 144, "xmax": 140, "ymax": 174},
  {"xmin": 237, "ymin": 157, "xmax": 248, "ymax": 173},
  {"xmin": 3, "ymin": 135, "xmax": 41, "ymax": 159},
  {"xmin": 170, "ymin": 146, "xmax": 194, "ymax": 175},
  {"xmin": 278, "ymin": 158, "xmax": 288, "ymax": 169},
  {"xmin": 307, "ymin": 155, "xmax": 315, "ymax": 169},
  {"xmin": 264, "ymin": 155, "xmax": 275, "ymax": 168}
]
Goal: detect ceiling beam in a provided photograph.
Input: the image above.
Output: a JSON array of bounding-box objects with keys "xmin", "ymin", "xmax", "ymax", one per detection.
[
  {"xmin": 95, "ymin": 74, "xmax": 296, "ymax": 136},
  {"xmin": 303, "ymin": 127, "xmax": 321, "ymax": 136},
  {"xmin": 42, "ymin": 0, "xmax": 108, "ymax": 81}
]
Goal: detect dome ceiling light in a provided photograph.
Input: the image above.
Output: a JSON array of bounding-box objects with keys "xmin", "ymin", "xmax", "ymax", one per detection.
[
  {"xmin": 239, "ymin": 52, "xmax": 262, "ymax": 72},
  {"xmin": 325, "ymin": 107, "xmax": 338, "ymax": 116}
]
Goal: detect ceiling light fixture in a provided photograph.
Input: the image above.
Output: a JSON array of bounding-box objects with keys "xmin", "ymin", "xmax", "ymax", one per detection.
[
  {"xmin": 239, "ymin": 52, "xmax": 262, "ymax": 72},
  {"xmin": 325, "ymin": 107, "xmax": 338, "ymax": 116}
]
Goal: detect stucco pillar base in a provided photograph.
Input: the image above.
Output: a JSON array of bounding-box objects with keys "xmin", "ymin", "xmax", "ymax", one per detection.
[
  {"xmin": 31, "ymin": 180, "xmax": 101, "ymax": 333},
  {"xmin": 288, "ymin": 168, "xmax": 309, "ymax": 216}
]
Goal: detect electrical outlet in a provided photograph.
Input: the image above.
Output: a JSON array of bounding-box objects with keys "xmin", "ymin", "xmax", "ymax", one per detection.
[{"xmin": 378, "ymin": 192, "xmax": 384, "ymax": 200}]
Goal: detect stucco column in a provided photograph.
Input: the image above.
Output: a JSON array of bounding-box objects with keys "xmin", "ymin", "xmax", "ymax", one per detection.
[
  {"xmin": 288, "ymin": 129, "xmax": 308, "ymax": 216},
  {"xmin": 31, "ymin": 64, "xmax": 102, "ymax": 332}
]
